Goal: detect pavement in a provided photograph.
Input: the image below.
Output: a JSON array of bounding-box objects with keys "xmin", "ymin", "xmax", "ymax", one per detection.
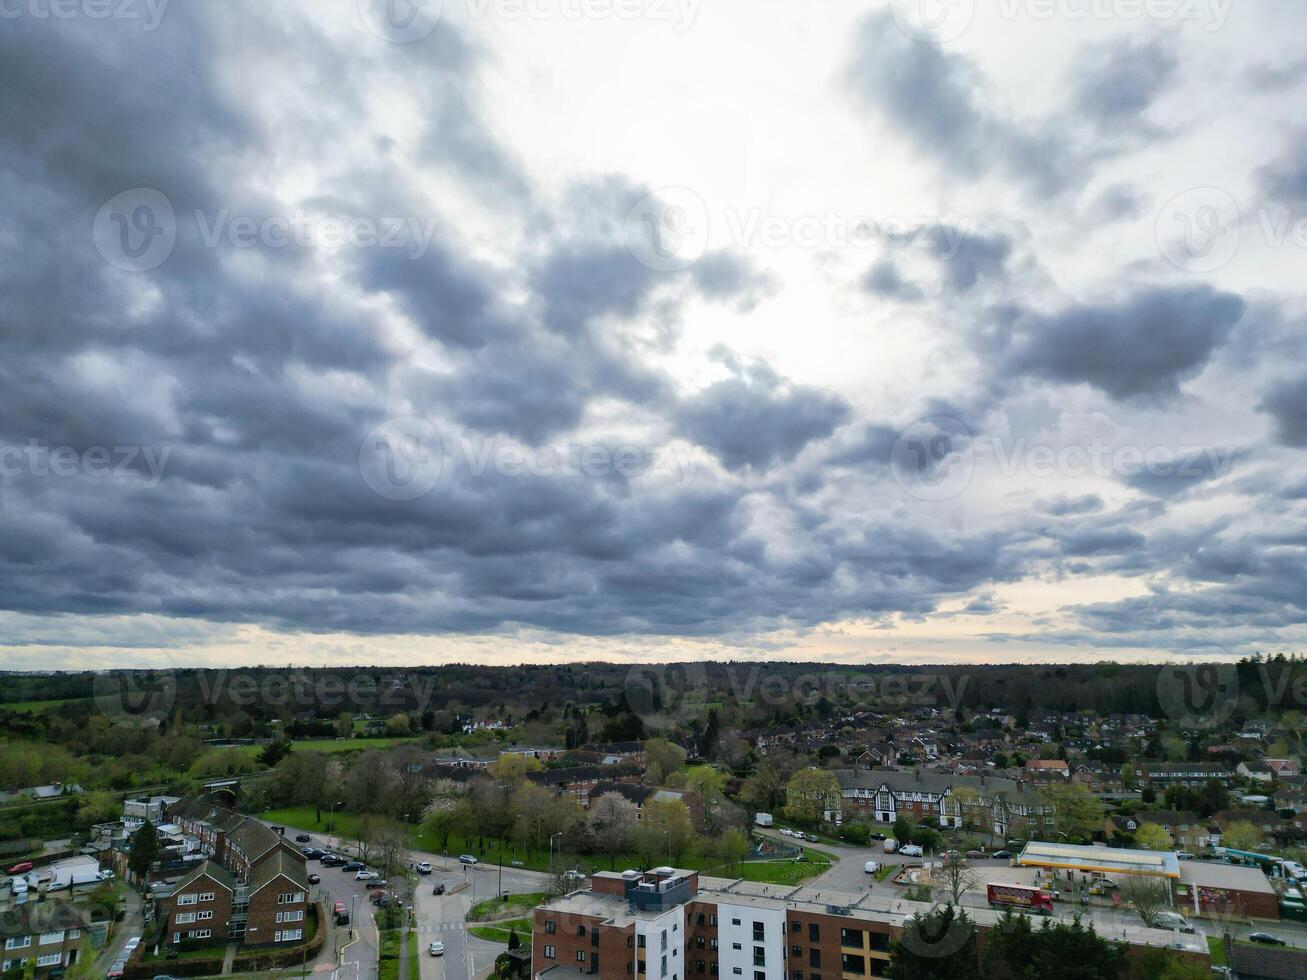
[
  {"xmin": 266, "ymin": 823, "xmax": 550, "ymax": 980},
  {"xmin": 92, "ymin": 885, "xmax": 144, "ymax": 972}
]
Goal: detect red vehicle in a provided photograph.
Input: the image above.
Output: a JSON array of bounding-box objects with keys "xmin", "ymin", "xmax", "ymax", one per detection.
[
  {"xmin": 987, "ymin": 883, "xmax": 1054, "ymax": 915},
  {"xmin": 6, "ymin": 861, "xmax": 33, "ymax": 875}
]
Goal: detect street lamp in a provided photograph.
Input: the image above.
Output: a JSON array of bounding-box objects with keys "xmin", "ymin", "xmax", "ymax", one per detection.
[
  {"xmin": 327, "ymin": 800, "xmax": 345, "ymax": 835},
  {"xmin": 549, "ymin": 832, "xmax": 563, "ymax": 889}
]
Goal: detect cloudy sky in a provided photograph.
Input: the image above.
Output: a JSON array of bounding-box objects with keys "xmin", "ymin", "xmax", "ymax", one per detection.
[{"xmin": 2, "ymin": 0, "xmax": 1306, "ymax": 671}]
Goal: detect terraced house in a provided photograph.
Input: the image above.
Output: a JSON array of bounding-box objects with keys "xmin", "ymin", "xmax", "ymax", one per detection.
[
  {"xmin": 160, "ymin": 798, "xmax": 309, "ymax": 948},
  {"xmin": 0, "ymin": 900, "xmax": 92, "ymax": 975}
]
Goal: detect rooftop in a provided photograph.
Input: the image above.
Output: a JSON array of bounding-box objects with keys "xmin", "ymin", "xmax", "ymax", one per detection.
[{"xmin": 1017, "ymin": 841, "xmax": 1181, "ymax": 879}]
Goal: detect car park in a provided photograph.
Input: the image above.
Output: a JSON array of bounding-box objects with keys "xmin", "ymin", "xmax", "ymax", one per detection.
[
  {"xmin": 416, "ymin": 861, "xmax": 432, "ymax": 874},
  {"xmin": 429, "ymin": 942, "xmax": 444, "ymax": 957},
  {"xmin": 459, "ymin": 854, "xmax": 478, "ymax": 865}
]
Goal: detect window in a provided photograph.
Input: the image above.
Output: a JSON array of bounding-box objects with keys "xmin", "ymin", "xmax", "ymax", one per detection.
[
  {"xmin": 808, "ymin": 925, "xmax": 819, "ymax": 943},
  {"xmin": 175, "ymin": 913, "xmax": 197, "ymax": 925},
  {"xmin": 592, "ymin": 930, "xmax": 600, "ymax": 947},
  {"xmin": 662, "ymin": 930, "xmax": 668, "ymax": 950},
  {"xmin": 732, "ymin": 970, "xmax": 742, "ymax": 976},
  {"xmin": 752, "ymin": 947, "xmax": 765, "ymax": 966},
  {"xmin": 710, "ymin": 966, "xmax": 718, "ymax": 977},
  {"xmin": 732, "ymin": 944, "xmax": 742, "ymax": 951},
  {"xmin": 277, "ymin": 891, "xmax": 304, "ymax": 904},
  {"xmin": 628, "ymin": 937, "xmax": 635, "ymax": 949},
  {"xmin": 809, "ymin": 950, "xmax": 821, "ymax": 968},
  {"xmin": 661, "ymin": 956, "xmax": 667, "ymax": 977},
  {"xmin": 753, "ymin": 923, "xmax": 764, "ymax": 940},
  {"xmin": 177, "ymin": 894, "xmax": 199, "ymax": 906},
  {"xmin": 191, "ymin": 930, "xmax": 212, "ymax": 940},
  {"xmin": 840, "ymin": 955, "xmax": 865, "ymax": 974},
  {"xmin": 790, "ymin": 945, "xmax": 801, "ymax": 957},
  {"xmin": 544, "ymin": 946, "xmax": 556, "ymax": 960},
  {"xmin": 276, "ymin": 930, "xmax": 301, "ymax": 943},
  {"xmin": 545, "ymin": 921, "xmax": 557, "ymax": 934},
  {"xmin": 755, "ymin": 973, "xmax": 765, "ymax": 980},
  {"xmin": 869, "ymin": 934, "xmax": 889, "ymax": 953},
  {"xmin": 709, "ymin": 916, "xmax": 718, "ymax": 927},
  {"xmin": 790, "ymin": 922, "xmax": 800, "ymax": 934},
  {"xmin": 710, "ymin": 940, "xmax": 718, "ymax": 950},
  {"xmin": 578, "ymin": 925, "xmax": 587, "ymax": 937},
  {"xmin": 68, "ymin": 931, "xmax": 80, "ymax": 941},
  {"xmin": 638, "ymin": 936, "xmax": 647, "ymax": 949},
  {"xmin": 697, "ymin": 962, "xmax": 705, "ymax": 973},
  {"xmin": 696, "ymin": 937, "xmax": 705, "ymax": 949},
  {"xmin": 840, "ymin": 929, "xmax": 862, "ymax": 948},
  {"xmin": 197, "ymin": 892, "xmax": 215, "ymax": 902},
  {"xmin": 731, "ymin": 919, "xmax": 741, "ymax": 927},
  {"xmin": 198, "ymin": 911, "xmax": 214, "ymax": 921},
  {"xmin": 37, "ymin": 954, "xmax": 63, "ymax": 968},
  {"xmin": 38, "ymin": 932, "xmax": 64, "ymax": 945},
  {"xmin": 577, "ymin": 951, "xmax": 586, "ymax": 963},
  {"xmin": 697, "ymin": 914, "xmax": 705, "ymax": 926}
]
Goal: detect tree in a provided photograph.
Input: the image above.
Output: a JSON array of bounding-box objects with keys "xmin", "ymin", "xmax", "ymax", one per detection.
[
  {"xmin": 334, "ymin": 711, "xmax": 354, "ymax": 738},
  {"xmin": 718, "ymin": 829, "xmax": 749, "ymax": 874},
  {"xmin": 686, "ymin": 766, "xmax": 729, "ymax": 832},
  {"xmin": 633, "ymin": 799, "xmax": 695, "ymax": 865},
  {"xmin": 1041, "ymin": 783, "xmax": 1104, "ymax": 843},
  {"xmin": 1221, "ymin": 819, "xmax": 1263, "ymax": 852},
  {"xmin": 984, "ymin": 912, "xmax": 1127, "ymax": 979},
  {"xmin": 1119, "ymin": 763, "xmax": 1138, "ymax": 791},
  {"xmin": 1118, "ymin": 875, "xmax": 1170, "ymax": 927},
  {"xmin": 643, "ymin": 739, "xmax": 688, "ymax": 786},
  {"xmin": 588, "ymin": 792, "xmax": 638, "ymax": 865},
  {"xmin": 784, "ymin": 768, "xmax": 839, "ymax": 825},
  {"xmin": 76, "ymin": 790, "xmax": 120, "ymax": 826},
  {"xmin": 887, "ymin": 905, "xmax": 977, "ymax": 979},
  {"xmin": 1130, "ymin": 949, "xmax": 1209, "ymax": 980},
  {"xmin": 893, "ymin": 816, "xmax": 915, "ymax": 846},
  {"xmin": 938, "ymin": 854, "xmax": 979, "ymax": 906},
  {"xmin": 385, "ymin": 713, "xmax": 412, "ymax": 736},
  {"xmin": 128, "ymin": 820, "xmax": 159, "ymax": 878},
  {"xmin": 489, "ymin": 753, "xmax": 543, "ymax": 784},
  {"xmin": 1133, "ymin": 822, "xmax": 1173, "ymax": 851}
]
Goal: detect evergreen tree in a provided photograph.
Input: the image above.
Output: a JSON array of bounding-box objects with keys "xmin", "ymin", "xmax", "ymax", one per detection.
[{"xmin": 128, "ymin": 820, "xmax": 159, "ymax": 878}]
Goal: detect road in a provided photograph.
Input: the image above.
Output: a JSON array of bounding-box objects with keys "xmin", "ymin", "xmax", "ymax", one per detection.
[{"xmin": 268, "ymin": 822, "xmax": 549, "ymax": 980}]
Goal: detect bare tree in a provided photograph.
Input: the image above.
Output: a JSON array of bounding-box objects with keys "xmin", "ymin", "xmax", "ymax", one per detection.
[
  {"xmin": 1119, "ymin": 875, "xmax": 1170, "ymax": 926},
  {"xmin": 588, "ymin": 792, "xmax": 638, "ymax": 866},
  {"xmin": 937, "ymin": 854, "xmax": 979, "ymax": 907}
]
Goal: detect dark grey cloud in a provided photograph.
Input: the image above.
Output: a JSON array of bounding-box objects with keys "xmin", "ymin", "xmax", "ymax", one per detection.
[
  {"xmin": 1041, "ymin": 494, "xmax": 1104, "ymax": 517},
  {"xmin": 1258, "ymin": 132, "xmax": 1307, "ymax": 205},
  {"xmin": 1005, "ymin": 285, "xmax": 1246, "ymax": 401},
  {"xmin": 1072, "ymin": 39, "xmax": 1177, "ymax": 130},
  {"xmin": 862, "ymin": 260, "xmax": 924, "ymax": 301},
  {"xmin": 1260, "ymin": 374, "xmax": 1307, "ymax": 447},
  {"xmin": 675, "ymin": 356, "xmax": 852, "ymax": 471}
]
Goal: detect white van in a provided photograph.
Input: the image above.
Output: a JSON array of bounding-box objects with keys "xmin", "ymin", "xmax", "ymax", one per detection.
[
  {"xmin": 863, "ymin": 861, "xmax": 880, "ymax": 874},
  {"xmin": 884, "ymin": 839, "xmax": 898, "ymax": 854}
]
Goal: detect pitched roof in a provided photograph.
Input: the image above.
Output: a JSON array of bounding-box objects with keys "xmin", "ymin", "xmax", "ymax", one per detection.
[
  {"xmin": 170, "ymin": 859, "xmax": 236, "ymax": 896},
  {"xmin": 249, "ymin": 847, "xmax": 308, "ymax": 896}
]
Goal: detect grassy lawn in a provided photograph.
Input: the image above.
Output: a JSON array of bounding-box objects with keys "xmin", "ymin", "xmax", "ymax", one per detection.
[
  {"xmin": 291, "ymin": 736, "xmax": 423, "ymax": 753},
  {"xmin": 874, "ymin": 864, "xmax": 896, "ymax": 882},
  {"xmin": 407, "ymin": 930, "xmax": 419, "ymax": 980},
  {"xmin": 468, "ymin": 892, "xmax": 547, "ymax": 922},
  {"xmin": 734, "ymin": 849, "xmax": 832, "ymax": 886},
  {"xmin": 379, "ymin": 928, "xmax": 402, "ymax": 980},
  {"xmin": 468, "ymin": 917, "xmax": 533, "ymax": 944},
  {"xmin": 1206, "ymin": 936, "xmax": 1226, "ymax": 967},
  {"xmin": 5, "ymin": 697, "xmax": 93, "ymax": 713}
]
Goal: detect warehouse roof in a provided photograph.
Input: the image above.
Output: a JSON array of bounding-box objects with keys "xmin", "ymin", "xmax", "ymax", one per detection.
[{"xmin": 1017, "ymin": 841, "xmax": 1181, "ymax": 878}]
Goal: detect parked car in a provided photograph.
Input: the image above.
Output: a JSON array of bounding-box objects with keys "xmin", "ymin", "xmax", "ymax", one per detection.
[
  {"xmin": 355, "ymin": 870, "xmax": 379, "ymax": 881},
  {"xmin": 321, "ymin": 855, "xmax": 345, "ymax": 867},
  {"xmin": 428, "ymin": 942, "xmax": 444, "ymax": 957},
  {"xmin": 804, "ymin": 833, "xmax": 818, "ymax": 843},
  {"xmin": 869, "ymin": 832, "xmax": 886, "ymax": 841},
  {"xmin": 1248, "ymin": 933, "xmax": 1287, "ymax": 946},
  {"xmin": 966, "ymin": 850, "xmax": 986, "ymax": 859},
  {"xmin": 416, "ymin": 861, "xmax": 433, "ymax": 875},
  {"xmin": 342, "ymin": 861, "xmax": 364, "ymax": 872},
  {"xmin": 992, "ymin": 850, "xmax": 1011, "ymax": 860},
  {"xmin": 511, "ymin": 860, "xmax": 524, "ymax": 868},
  {"xmin": 432, "ymin": 883, "xmax": 445, "ymax": 895},
  {"xmin": 303, "ymin": 847, "xmax": 322, "ymax": 858},
  {"xmin": 899, "ymin": 844, "xmax": 924, "ymax": 858},
  {"xmin": 307, "ymin": 873, "xmax": 321, "ymax": 885},
  {"xmin": 863, "ymin": 861, "xmax": 880, "ymax": 874},
  {"xmin": 1175, "ymin": 851, "xmax": 1196, "ymax": 860},
  {"xmin": 883, "ymin": 839, "xmax": 898, "ymax": 853},
  {"xmin": 6, "ymin": 862, "xmax": 33, "ymax": 875},
  {"xmin": 1153, "ymin": 911, "xmax": 1195, "ymax": 934},
  {"xmin": 295, "ymin": 834, "xmax": 312, "ymax": 843},
  {"xmin": 365, "ymin": 880, "xmax": 388, "ymax": 890},
  {"xmin": 107, "ymin": 961, "xmax": 126, "ymax": 978},
  {"xmin": 97, "ymin": 869, "xmax": 115, "ymax": 880},
  {"xmin": 333, "ymin": 900, "xmax": 350, "ymax": 926},
  {"xmin": 562, "ymin": 870, "xmax": 586, "ymax": 882},
  {"xmin": 459, "ymin": 854, "xmax": 478, "ymax": 865}
]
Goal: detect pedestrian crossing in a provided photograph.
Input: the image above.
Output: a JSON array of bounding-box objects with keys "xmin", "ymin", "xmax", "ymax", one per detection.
[{"xmin": 413, "ymin": 922, "xmax": 468, "ymax": 934}]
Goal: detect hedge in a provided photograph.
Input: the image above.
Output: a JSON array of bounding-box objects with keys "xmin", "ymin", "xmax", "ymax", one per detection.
[{"xmin": 232, "ymin": 904, "xmax": 326, "ymax": 972}]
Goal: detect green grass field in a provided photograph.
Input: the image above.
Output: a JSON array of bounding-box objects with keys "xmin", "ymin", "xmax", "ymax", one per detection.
[
  {"xmin": 468, "ymin": 917, "xmax": 533, "ymax": 943},
  {"xmin": 468, "ymin": 892, "xmax": 547, "ymax": 922},
  {"xmin": 5, "ymin": 697, "xmax": 93, "ymax": 713},
  {"xmin": 290, "ymin": 736, "xmax": 423, "ymax": 753}
]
